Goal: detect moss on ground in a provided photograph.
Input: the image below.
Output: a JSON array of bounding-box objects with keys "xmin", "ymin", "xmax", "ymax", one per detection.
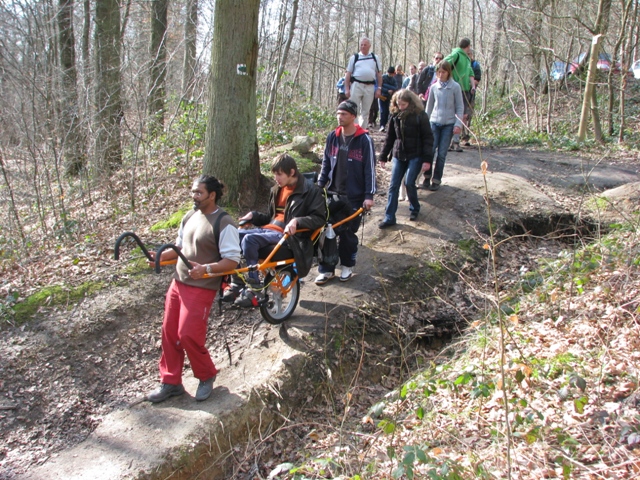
[
  {"xmin": 150, "ymin": 206, "xmax": 191, "ymax": 231},
  {"xmin": 14, "ymin": 281, "xmax": 105, "ymax": 323}
]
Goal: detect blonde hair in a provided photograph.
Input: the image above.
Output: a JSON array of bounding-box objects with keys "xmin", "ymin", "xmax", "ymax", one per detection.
[{"xmin": 390, "ymin": 89, "xmax": 424, "ymax": 115}]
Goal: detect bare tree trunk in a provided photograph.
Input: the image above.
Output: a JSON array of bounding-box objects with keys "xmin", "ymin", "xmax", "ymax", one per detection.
[
  {"xmin": 453, "ymin": 0, "xmax": 462, "ymax": 44},
  {"xmin": 58, "ymin": 0, "xmax": 86, "ymax": 176},
  {"xmin": 607, "ymin": 0, "xmax": 631, "ymax": 137},
  {"xmin": 578, "ymin": 0, "xmax": 611, "ymax": 142},
  {"xmin": 82, "ymin": 0, "xmax": 91, "ymax": 91},
  {"xmin": 266, "ymin": 0, "xmax": 299, "ymax": 122},
  {"xmin": 203, "ymin": 0, "xmax": 260, "ymax": 209},
  {"xmin": 418, "ymin": 0, "xmax": 424, "ymax": 59},
  {"xmin": 490, "ymin": 0, "xmax": 506, "ymax": 90},
  {"xmin": 403, "ymin": 0, "xmax": 409, "ymax": 68},
  {"xmin": 182, "ymin": 0, "xmax": 198, "ymax": 100},
  {"xmin": 94, "ymin": 0, "xmax": 123, "ymax": 171},
  {"xmin": 619, "ymin": 0, "xmax": 637, "ymax": 143},
  {"xmin": 389, "ymin": 0, "xmax": 398, "ymax": 64},
  {"xmin": 590, "ymin": 88, "xmax": 602, "ymax": 142},
  {"xmin": 0, "ymin": 150, "xmax": 27, "ymax": 250},
  {"xmin": 578, "ymin": 35, "xmax": 603, "ymax": 142},
  {"xmin": 291, "ymin": 11, "xmax": 310, "ymax": 94},
  {"xmin": 438, "ymin": 0, "xmax": 447, "ymax": 53},
  {"xmin": 309, "ymin": 9, "xmax": 321, "ymax": 99},
  {"xmin": 148, "ymin": 0, "xmax": 168, "ymax": 133}
]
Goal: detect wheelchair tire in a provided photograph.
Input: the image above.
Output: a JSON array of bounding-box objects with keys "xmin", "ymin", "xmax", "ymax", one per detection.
[{"xmin": 260, "ymin": 267, "xmax": 300, "ymax": 324}]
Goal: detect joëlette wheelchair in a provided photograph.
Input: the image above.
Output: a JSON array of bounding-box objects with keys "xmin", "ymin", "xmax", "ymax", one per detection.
[{"xmin": 114, "ymin": 206, "xmax": 363, "ymax": 325}]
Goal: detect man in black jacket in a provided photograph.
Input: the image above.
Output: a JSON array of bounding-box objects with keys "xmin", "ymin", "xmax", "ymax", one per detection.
[
  {"xmin": 228, "ymin": 154, "xmax": 326, "ymax": 306},
  {"xmin": 417, "ymin": 52, "xmax": 444, "ymax": 103},
  {"xmin": 316, "ymin": 100, "xmax": 376, "ymax": 284}
]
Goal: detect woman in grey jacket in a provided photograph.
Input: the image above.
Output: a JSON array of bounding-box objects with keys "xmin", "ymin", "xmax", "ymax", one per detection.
[{"xmin": 425, "ymin": 61, "xmax": 464, "ymax": 190}]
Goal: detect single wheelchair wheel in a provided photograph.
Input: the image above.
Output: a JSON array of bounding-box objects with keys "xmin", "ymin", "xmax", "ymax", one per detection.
[{"xmin": 260, "ymin": 267, "xmax": 300, "ymax": 324}]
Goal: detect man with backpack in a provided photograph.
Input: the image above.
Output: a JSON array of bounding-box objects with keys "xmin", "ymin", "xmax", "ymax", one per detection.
[
  {"xmin": 146, "ymin": 175, "xmax": 241, "ymax": 404},
  {"xmin": 444, "ymin": 38, "xmax": 477, "ymax": 152},
  {"xmin": 345, "ymin": 37, "xmax": 382, "ymax": 127},
  {"xmin": 462, "ymin": 52, "xmax": 482, "ymax": 146}
]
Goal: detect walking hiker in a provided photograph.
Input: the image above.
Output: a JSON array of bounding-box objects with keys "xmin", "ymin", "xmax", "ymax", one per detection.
[
  {"xmin": 417, "ymin": 52, "xmax": 443, "ymax": 103},
  {"xmin": 316, "ymin": 100, "xmax": 376, "ymax": 285},
  {"xmin": 444, "ymin": 38, "xmax": 476, "ymax": 152},
  {"xmin": 425, "ymin": 61, "xmax": 464, "ymax": 191},
  {"xmin": 378, "ymin": 89, "xmax": 434, "ymax": 227},
  {"xmin": 461, "ymin": 52, "xmax": 482, "ymax": 146},
  {"xmin": 147, "ymin": 176, "xmax": 241, "ymax": 403},
  {"xmin": 344, "ymin": 38, "xmax": 383, "ymax": 127},
  {"xmin": 379, "ymin": 66, "xmax": 399, "ymax": 132}
]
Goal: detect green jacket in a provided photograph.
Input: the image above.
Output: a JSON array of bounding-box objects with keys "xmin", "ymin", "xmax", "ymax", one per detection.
[{"xmin": 444, "ymin": 48, "xmax": 474, "ymax": 92}]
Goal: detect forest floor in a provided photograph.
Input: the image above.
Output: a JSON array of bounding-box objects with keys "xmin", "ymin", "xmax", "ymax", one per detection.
[{"xmin": 1, "ymin": 132, "xmax": 639, "ymax": 479}]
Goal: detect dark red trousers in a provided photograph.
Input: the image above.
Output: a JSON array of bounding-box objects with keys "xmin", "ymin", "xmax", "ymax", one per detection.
[{"xmin": 159, "ymin": 279, "xmax": 218, "ymax": 384}]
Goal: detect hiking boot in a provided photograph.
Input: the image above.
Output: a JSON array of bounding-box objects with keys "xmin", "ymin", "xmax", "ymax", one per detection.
[
  {"xmin": 195, "ymin": 376, "xmax": 216, "ymax": 401},
  {"xmin": 147, "ymin": 383, "xmax": 185, "ymax": 403},
  {"xmin": 340, "ymin": 266, "xmax": 353, "ymax": 282},
  {"xmin": 409, "ymin": 211, "xmax": 419, "ymax": 221},
  {"xmin": 314, "ymin": 272, "xmax": 335, "ymax": 285},
  {"xmin": 378, "ymin": 220, "xmax": 395, "ymax": 229},
  {"xmin": 222, "ymin": 283, "xmax": 243, "ymax": 303},
  {"xmin": 234, "ymin": 288, "xmax": 265, "ymax": 308},
  {"xmin": 429, "ymin": 182, "xmax": 441, "ymax": 191}
]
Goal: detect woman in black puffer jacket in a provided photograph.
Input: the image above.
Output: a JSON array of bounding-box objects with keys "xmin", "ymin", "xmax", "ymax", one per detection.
[{"xmin": 378, "ymin": 89, "xmax": 434, "ymax": 228}]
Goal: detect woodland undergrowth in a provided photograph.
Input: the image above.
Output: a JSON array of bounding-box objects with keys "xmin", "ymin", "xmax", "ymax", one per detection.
[
  {"xmin": 224, "ymin": 216, "xmax": 640, "ymax": 480},
  {"xmin": 214, "ymin": 133, "xmax": 640, "ymax": 479}
]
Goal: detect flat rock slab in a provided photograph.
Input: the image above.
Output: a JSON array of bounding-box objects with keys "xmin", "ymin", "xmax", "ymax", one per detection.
[{"xmin": 24, "ymin": 338, "xmax": 299, "ymax": 480}]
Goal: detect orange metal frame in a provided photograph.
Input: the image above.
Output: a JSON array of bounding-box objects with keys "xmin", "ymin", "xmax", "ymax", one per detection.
[{"xmin": 157, "ymin": 207, "xmax": 365, "ymax": 281}]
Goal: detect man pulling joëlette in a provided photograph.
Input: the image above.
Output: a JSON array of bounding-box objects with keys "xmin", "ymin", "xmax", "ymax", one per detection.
[{"xmin": 147, "ymin": 175, "xmax": 241, "ymax": 404}]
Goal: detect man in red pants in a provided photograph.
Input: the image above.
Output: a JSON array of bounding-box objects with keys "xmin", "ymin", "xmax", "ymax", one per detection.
[{"xmin": 147, "ymin": 175, "xmax": 241, "ymax": 403}]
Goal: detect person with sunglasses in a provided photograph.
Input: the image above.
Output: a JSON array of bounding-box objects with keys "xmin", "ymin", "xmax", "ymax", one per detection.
[{"xmin": 417, "ymin": 52, "xmax": 444, "ymax": 103}]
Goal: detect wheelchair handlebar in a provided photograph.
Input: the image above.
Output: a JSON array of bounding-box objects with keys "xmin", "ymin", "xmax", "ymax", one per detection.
[
  {"xmin": 154, "ymin": 244, "xmax": 193, "ymax": 273},
  {"xmin": 114, "ymin": 232, "xmax": 153, "ymax": 261}
]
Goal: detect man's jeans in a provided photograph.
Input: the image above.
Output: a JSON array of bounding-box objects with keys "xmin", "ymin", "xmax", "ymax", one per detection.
[
  {"xmin": 238, "ymin": 228, "xmax": 283, "ymax": 281},
  {"xmin": 461, "ymin": 90, "xmax": 474, "ymax": 142},
  {"xmin": 379, "ymin": 98, "xmax": 391, "ymax": 128},
  {"xmin": 430, "ymin": 123, "xmax": 454, "ymax": 184},
  {"xmin": 384, "ymin": 157, "xmax": 423, "ymax": 224},
  {"xmin": 350, "ymin": 81, "xmax": 375, "ymax": 127}
]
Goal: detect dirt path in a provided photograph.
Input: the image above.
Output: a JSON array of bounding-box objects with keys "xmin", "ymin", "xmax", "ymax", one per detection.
[{"xmin": 1, "ymin": 145, "xmax": 639, "ymax": 479}]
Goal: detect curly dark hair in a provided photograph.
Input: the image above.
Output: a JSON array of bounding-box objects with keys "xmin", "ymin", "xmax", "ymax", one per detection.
[
  {"xmin": 389, "ymin": 89, "xmax": 424, "ymax": 115},
  {"xmin": 196, "ymin": 175, "xmax": 224, "ymax": 201}
]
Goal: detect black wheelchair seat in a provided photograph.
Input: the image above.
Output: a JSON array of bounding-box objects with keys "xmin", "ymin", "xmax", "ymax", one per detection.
[{"xmin": 257, "ymin": 243, "xmax": 294, "ymax": 262}]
